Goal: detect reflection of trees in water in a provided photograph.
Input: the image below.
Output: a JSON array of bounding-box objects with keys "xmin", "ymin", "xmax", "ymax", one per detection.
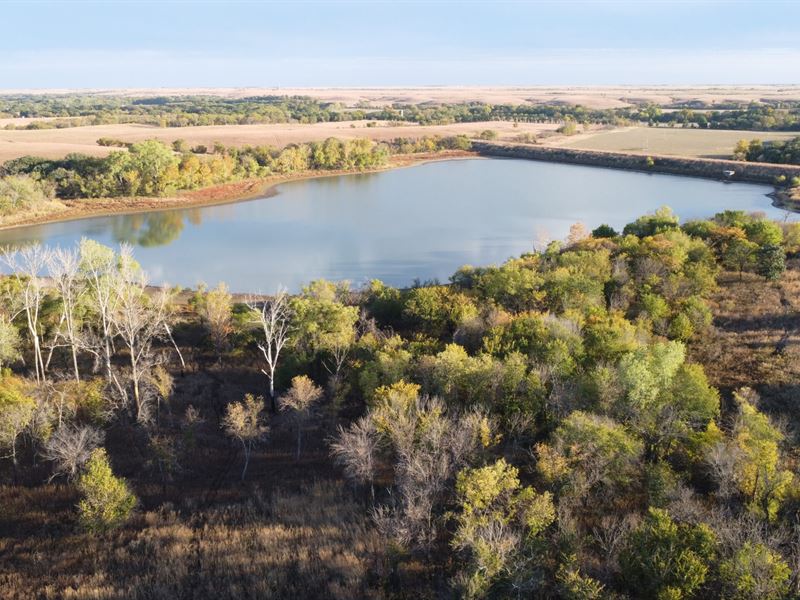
[
  {"xmin": 112, "ymin": 210, "xmax": 201, "ymax": 247},
  {"xmin": 0, "ymin": 239, "xmax": 41, "ymax": 253}
]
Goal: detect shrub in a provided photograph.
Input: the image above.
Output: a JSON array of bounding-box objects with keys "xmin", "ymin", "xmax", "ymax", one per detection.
[
  {"xmin": 77, "ymin": 448, "xmax": 137, "ymax": 532},
  {"xmin": 0, "ymin": 174, "xmax": 55, "ymax": 216}
]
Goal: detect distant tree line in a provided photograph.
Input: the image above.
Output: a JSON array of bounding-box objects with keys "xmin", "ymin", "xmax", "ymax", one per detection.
[
  {"xmin": 0, "ymin": 135, "xmax": 471, "ymax": 205},
  {"xmin": 4, "ymin": 94, "xmax": 800, "ymax": 132}
]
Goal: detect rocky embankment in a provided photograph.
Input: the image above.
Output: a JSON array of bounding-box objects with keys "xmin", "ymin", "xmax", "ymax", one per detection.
[{"xmin": 472, "ymin": 141, "xmax": 800, "ymax": 190}]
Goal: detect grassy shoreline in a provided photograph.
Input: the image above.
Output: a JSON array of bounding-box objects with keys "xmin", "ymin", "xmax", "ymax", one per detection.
[{"xmin": 0, "ymin": 150, "xmax": 477, "ymax": 231}]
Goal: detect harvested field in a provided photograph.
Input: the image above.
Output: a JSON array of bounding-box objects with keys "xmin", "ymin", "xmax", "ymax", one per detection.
[
  {"xmin": 0, "ymin": 120, "xmax": 556, "ymax": 162},
  {"xmin": 549, "ymin": 126, "xmax": 798, "ymax": 158},
  {"xmin": 6, "ymin": 85, "xmax": 800, "ymax": 109}
]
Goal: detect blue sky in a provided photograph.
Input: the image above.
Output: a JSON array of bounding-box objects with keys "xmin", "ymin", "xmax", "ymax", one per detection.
[{"xmin": 2, "ymin": 0, "xmax": 799, "ymax": 87}]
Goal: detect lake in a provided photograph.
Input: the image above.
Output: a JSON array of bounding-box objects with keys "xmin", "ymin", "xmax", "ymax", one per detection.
[{"xmin": 0, "ymin": 158, "xmax": 792, "ymax": 292}]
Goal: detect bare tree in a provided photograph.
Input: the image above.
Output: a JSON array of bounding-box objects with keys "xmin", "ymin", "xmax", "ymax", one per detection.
[
  {"xmin": 48, "ymin": 246, "xmax": 85, "ymax": 381},
  {"xmin": 330, "ymin": 415, "xmax": 379, "ymax": 501},
  {"xmin": 248, "ymin": 288, "xmax": 291, "ymax": 412},
  {"xmin": 2, "ymin": 245, "xmax": 51, "ymax": 382},
  {"xmin": 222, "ymin": 394, "xmax": 268, "ymax": 480},
  {"xmin": 370, "ymin": 395, "xmax": 491, "ymax": 554},
  {"xmin": 108, "ymin": 247, "xmax": 172, "ymax": 423},
  {"xmin": 44, "ymin": 423, "xmax": 104, "ymax": 481},
  {"xmin": 280, "ymin": 375, "xmax": 323, "ymax": 460}
]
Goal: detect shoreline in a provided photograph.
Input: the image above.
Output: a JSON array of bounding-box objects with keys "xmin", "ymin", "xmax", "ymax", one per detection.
[
  {"xmin": 0, "ymin": 150, "xmax": 477, "ymax": 231},
  {"xmin": 2, "ymin": 145, "xmax": 798, "ymax": 232}
]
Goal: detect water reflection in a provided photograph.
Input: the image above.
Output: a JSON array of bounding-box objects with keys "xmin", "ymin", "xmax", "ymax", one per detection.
[
  {"xmin": 111, "ymin": 210, "xmax": 201, "ymax": 247},
  {"xmin": 0, "ymin": 159, "xmax": 794, "ymax": 292}
]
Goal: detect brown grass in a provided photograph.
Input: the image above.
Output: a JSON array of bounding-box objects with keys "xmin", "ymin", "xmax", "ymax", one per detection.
[
  {"xmin": 0, "ymin": 481, "xmax": 387, "ymax": 600},
  {"xmin": 548, "ymin": 126, "xmax": 799, "ymax": 158},
  {"xmin": 0, "ymin": 120, "xmax": 556, "ymax": 163},
  {"xmin": 690, "ymin": 260, "xmax": 800, "ymax": 416}
]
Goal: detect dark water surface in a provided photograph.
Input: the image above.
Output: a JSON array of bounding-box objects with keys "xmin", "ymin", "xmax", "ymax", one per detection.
[{"xmin": 0, "ymin": 158, "xmax": 791, "ymax": 292}]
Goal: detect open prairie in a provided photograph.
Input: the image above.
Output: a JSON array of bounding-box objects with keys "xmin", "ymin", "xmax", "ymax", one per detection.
[
  {"xmin": 547, "ymin": 126, "xmax": 799, "ymax": 158},
  {"xmin": 6, "ymin": 85, "xmax": 800, "ymax": 109},
  {"xmin": 0, "ymin": 119, "xmax": 557, "ymax": 162}
]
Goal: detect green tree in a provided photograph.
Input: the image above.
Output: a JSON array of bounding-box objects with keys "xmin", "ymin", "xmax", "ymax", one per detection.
[
  {"xmin": 0, "ymin": 316, "xmax": 21, "ymax": 371},
  {"xmin": 76, "ymin": 448, "xmax": 137, "ymax": 532},
  {"xmin": 0, "ymin": 373, "xmax": 36, "ymax": 471},
  {"xmin": 755, "ymin": 244, "xmax": 785, "ymax": 281},
  {"xmin": 453, "ymin": 459, "xmax": 555, "ymax": 598},
  {"xmin": 719, "ymin": 542, "xmax": 790, "ymax": 600},
  {"xmin": 620, "ymin": 508, "xmax": 716, "ymax": 600}
]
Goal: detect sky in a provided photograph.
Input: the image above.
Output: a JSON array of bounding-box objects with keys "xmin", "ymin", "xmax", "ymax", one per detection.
[{"xmin": 1, "ymin": 0, "xmax": 799, "ymax": 88}]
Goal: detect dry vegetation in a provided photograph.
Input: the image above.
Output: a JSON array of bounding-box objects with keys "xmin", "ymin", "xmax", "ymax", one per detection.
[
  {"xmin": 549, "ymin": 126, "xmax": 799, "ymax": 158},
  {"xmin": 692, "ymin": 258, "xmax": 800, "ymax": 416},
  {"xmin": 0, "ymin": 120, "xmax": 556, "ymax": 163},
  {"xmin": 8, "ymin": 85, "xmax": 800, "ymax": 109}
]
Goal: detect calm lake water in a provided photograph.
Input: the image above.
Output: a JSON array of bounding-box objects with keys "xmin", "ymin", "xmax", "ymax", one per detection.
[{"xmin": 0, "ymin": 158, "xmax": 793, "ymax": 292}]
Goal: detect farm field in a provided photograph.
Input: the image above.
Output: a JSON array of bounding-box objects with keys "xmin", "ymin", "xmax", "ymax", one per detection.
[
  {"xmin": 6, "ymin": 84, "xmax": 800, "ymax": 109},
  {"xmin": 0, "ymin": 119, "xmax": 557, "ymax": 162},
  {"xmin": 548, "ymin": 126, "xmax": 799, "ymax": 158}
]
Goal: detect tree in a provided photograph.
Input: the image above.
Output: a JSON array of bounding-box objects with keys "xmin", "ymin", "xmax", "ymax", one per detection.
[
  {"xmin": 0, "ymin": 373, "xmax": 36, "ymax": 473},
  {"xmin": 107, "ymin": 247, "xmax": 172, "ymax": 423},
  {"xmin": 48, "ymin": 246, "xmax": 85, "ymax": 381},
  {"xmin": 452, "ymin": 459, "xmax": 555, "ymax": 598},
  {"xmin": 2, "ymin": 244, "xmax": 51, "ymax": 382},
  {"xmin": 76, "ymin": 448, "xmax": 137, "ymax": 533},
  {"xmin": 221, "ymin": 394, "xmax": 268, "ymax": 480},
  {"xmin": 79, "ymin": 238, "xmax": 119, "ymax": 383},
  {"xmin": 718, "ymin": 389, "xmax": 793, "ymax": 520},
  {"xmin": 0, "ymin": 315, "xmax": 21, "ymax": 371},
  {"xmin": 330, "ymin": 415, "xmax": 379, "ymax": 501},
  {"xmin": 536, "ymin": 411, "xmax": 643, "ymax": 503},
  {"xmin": 248, "ymin": 289, "xmax": 292, "ymax": 413},
  {"xmin": 280, "ymin": 375, "xmax": 323, "ymax": 460},
  {"xmin": 619, "ymin": 508, "xmax": 716, "ymax": 600},
  {"xmin": 723, "ymin": 237, "xmax": 758, "ymax": 279},
  {"xmin": 755, "ymin": 244, "xmax": 785, "ymax": 281},
  {"xmin": 290, "ymin": 280, "xmax": 359, "ymax": 375},
  {"xmin": 44, "ymin": 423, "xmax": 104, "ymax": 481},
  {"xmin": 197, "ymin": 282, "xmax": 233, "ymax": 360},
  {"xmin": 592, "ymin": 223, "xmax": 618, "ymax": 238},
  {"xmin": 719, "ymin": 542, "xmax": 790, "ymax": 600}
]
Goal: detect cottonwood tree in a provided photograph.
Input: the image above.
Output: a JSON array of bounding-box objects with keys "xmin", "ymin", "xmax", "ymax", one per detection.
[
  {"xmin": 222, "ymin": 394, "xmax": 268, "ymax": 480},
  {"xmin": 44, "ymin": 423, "xmax": 104, "ymax": 481},
  {"xmin": 79, "ymin": 239, "xmax": 119, "ymax": 382},
  {"xmin": 48, "ymin": 246, "xmax": 85, "ymax": 381},
  {"xmin": 248, "ymin": 289, "xmax": 291, "ymax": 412},
  {"xmin": 2, "ymin": 244, "xmax": 51, "ymax": 382},
  {"xmin": 280, "ymin": 375, "xmax": 323, "ymax": 460},
  {"xmin": 108, "ymin": 247, "xmax": 172, "ymax": 423}
]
